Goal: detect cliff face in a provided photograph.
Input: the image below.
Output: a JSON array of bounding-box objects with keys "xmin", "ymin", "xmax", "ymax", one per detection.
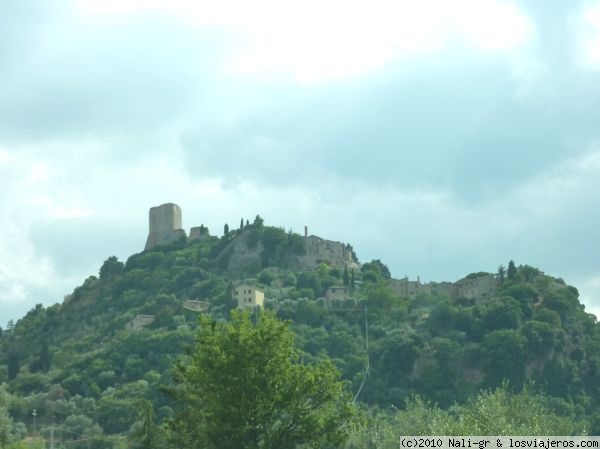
[
  {"xmin": 216, "ymin": 229, "xmax": 360, "ymax": 275},
  {"xmin": 145, "ymin": 203, "xmax": 186, "ymax": 250},
  {"xmin": 217, "ymin": 230, "xmax": 264, "ymax": 274}
]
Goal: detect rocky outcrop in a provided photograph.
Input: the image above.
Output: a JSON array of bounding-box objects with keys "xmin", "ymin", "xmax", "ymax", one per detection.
[
  {"xmin": 216, "ymin": 230, "xmax": 263, "ymax": 274},
  {"xmin": 144, "ymin": 203, "xmax": 187, "ymax": 250},
  {"xmin": 216, "ymin": 229, "xmax": 360, "ymax": 274}
]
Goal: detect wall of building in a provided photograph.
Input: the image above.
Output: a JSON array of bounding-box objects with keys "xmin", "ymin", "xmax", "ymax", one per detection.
[
  {"xmin": 235, "ymin": 284, "xmax": 265, "ymax": 309},
  {"xmin": 301, "ymin": 235, "xmax": 360, "ymax": 270},
  {"xmin": 145, "ymin": 203, "xmax": 187, "ymax": 250},
  {"xmin": 455, "ymin": 275, "xmax": 497, "ymax": 301},
  {"xmin": 325, "ymin": 286, "xmax": 349, "ymax": 301},
  {"xmin": 389, "ymin": 277, "xmax": 422, "ymax": 298},
  {"xmin": 389, "ymin": 274, "xmax": 497, "ymax": 301},
  {"xmin": 189, "ymin": 225, "xmax": 209, "ymax": 240}
]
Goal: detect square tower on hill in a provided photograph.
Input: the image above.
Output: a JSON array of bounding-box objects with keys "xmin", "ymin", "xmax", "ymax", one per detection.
[{"xmin": 144, "ymin": 203, "xmax": 187, "ymax": 250}]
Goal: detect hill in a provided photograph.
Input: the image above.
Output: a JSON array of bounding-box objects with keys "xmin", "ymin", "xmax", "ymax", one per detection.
[{"xmin": 1, "ymin": 217, "xmax": 600, "ymax": 444}]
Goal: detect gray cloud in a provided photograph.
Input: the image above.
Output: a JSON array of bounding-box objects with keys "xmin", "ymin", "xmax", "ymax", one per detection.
[
  {"xmin": 0, "ymin": 6, "xmax": 225, "ymax": 145},
  {"xmin": 182, "ymin": 51, "xmax": 600, "ymax": 204}
]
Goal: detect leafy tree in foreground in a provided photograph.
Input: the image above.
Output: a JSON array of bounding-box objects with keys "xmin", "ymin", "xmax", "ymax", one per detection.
[
  {"xmin": 167, "ymin": 310, "xmax": 358, "ymax": 449},
  {"xmin": 346, "ymin": 384, "xmax": 583, "ymax": 448}
]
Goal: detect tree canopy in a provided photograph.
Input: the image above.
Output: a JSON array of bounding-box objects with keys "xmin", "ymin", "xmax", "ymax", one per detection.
[{"xmin": 166, "ymin": 310, "xmax": 358, "ymax": 449}]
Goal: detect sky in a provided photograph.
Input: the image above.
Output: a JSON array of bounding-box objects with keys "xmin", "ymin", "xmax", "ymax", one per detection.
[{"xmin": 1, "ymin": 0, "xmax": 600, "ymax": 326}]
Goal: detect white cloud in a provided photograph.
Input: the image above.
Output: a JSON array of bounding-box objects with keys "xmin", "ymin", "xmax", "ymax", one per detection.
[
  {"xmin": 74, "ymin": 0, "xmax": 535, "ymax": 83},
  {"xmin": 575, "ymin": 2, "xmax": 600, "ymax": 69},
  {"xmin": 449, "ymin": 0, "xmax": 534, "ymax": 51},
  {"xmin": 0, "ymin": 152, "xmax": 65, "ymax": 306}
]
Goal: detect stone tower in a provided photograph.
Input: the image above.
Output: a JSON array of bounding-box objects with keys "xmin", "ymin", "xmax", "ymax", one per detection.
[{"xmin": 144, "ymin": 203, "xmax": 187, "ymax": 250}]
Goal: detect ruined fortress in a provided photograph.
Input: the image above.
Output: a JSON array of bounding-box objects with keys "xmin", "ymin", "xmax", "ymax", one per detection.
[
  {"xmin": 300, "ymin": 232, "xmax": 360, "ymax": 270},
  {"xmin": 144, "ymin": 203, "xmax": 359, "ymax": 270},
  {"xmin": 144, "ymin": 203, "xmax": 186, "ymax": 250},
  {"xmin": 144, "ymin": 203, "xmax": 497, "ymax": 301},
  {"xmin": 388, "ymin": 273, "xmax": 498, "ymax": 302},
  {"xmin": 144, "ymin": 203, "xmax": 212, "ymax": 250}
]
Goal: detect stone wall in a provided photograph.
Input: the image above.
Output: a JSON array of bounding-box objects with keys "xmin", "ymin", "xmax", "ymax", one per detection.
[
  {"xmin": 325, "ymin": 286, "xmax": 349, "ymax": 301},
  {"xmin": 389, "ymin": 274, "xmax": 497, "ymax": 301},
  {"xmin": 455, "ymin": 274, "xmax": 497, "ymax": 301},
  {"xmin": 388, "ymin": 277, "xmax": 421, "ymax": 298},
  {"xmin": 300, "ymin": 235, "xmax": 360, "ymax": 270}
]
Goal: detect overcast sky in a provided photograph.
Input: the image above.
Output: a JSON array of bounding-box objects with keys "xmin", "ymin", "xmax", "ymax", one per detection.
[{"xmin": 2, "ymin": 0, "xmax": 600, "ymax": 326}]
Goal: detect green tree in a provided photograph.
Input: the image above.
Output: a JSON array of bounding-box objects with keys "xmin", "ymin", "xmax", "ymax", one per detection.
[
  {"xmin": 99, "ymin": 256, "xmax": 124, "ymax": 279},
  {"xmin": 7, "ymin": 353, "xmax": 19, "ymax": 381},
  {"xmin": 132, "ymin": 400, "xmax": 159, "ymax": 449},
  {"xmin": 0, "ymin": 387, "xmax": 11, "ymax": 449},
  {"xmin": 361, "ymin": 260, "xmax": 391, "ymax": 282},
  {"xmin": 498, "ymin": 265, "xmax": 505, "ymax": 284},
  {"xmin": 224, "ymin": 223, "xmax": 229, "ymax": 235},
  {"xmin": 38, "ymin": 342, "xmax": 50, "ymax": 372},
  {"xmin": 482, "ymin": 330, "xmax": 526, "ymax": 386},
  {"xmin": 507, "ymin": 260, "xmax": 517, "ymax": 280},
  {"xmin": 483, "ymin": 298, "xmax": 522, "ymax": 330},
  {"xmin": 343, "ymin": 267, "xmax": 350, "ymax": 286},
  {"xmin": 167, "ymin": 310, "xmax": 357, "ymax": 449}
]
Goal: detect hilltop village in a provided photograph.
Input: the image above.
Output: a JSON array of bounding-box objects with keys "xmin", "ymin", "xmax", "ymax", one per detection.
[{"xmin": 144, "ymin": 203, "xmax": 499, "ymax": 308}]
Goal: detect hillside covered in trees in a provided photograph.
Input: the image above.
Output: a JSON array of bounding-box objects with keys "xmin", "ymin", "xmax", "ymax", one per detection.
[{"xmin": 1, "ymin": 219, "xmax": 600, "ymax": 447}]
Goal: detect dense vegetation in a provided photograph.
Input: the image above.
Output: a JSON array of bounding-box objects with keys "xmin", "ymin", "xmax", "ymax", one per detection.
[
  {"xmin": 1, "ymin": 219, "xmax": 599, "ymax": 447},
  {"xmin": 167, "ymin": 310, "xmax": 358, "ymax": 449}
]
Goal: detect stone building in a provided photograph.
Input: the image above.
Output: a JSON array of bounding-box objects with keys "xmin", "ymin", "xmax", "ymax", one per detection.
[
  {"xmin": 420, "ymin": 281, "xmax": 458, "ymax": 298},
  {"xmin": 144, "ymin": 203, "xmax": 187, "ymax": 250},
  {"xmin": 128, "ymin": 314, "xmax": 155, "ymax": 331},
  {"xmin": 455, "ymin": 274, "xmax": 497, "ymax": 301},
  {"xmin": 300, "ymin": 233, "xmax": 360, "ymax": 270},
  {"xmin": 388, "ymin": 276, "xmax": 422, "ymax": 299},
  {"xmin": 234, "ymin": 283, "xmax": 265, "ymax": 309},
  {"xmin": 325, "ymin": 286, "xmax": 349, "ymax": 301},
  {"xmin": 189, "ymin": 225, "xmax": 210, "ymax": 240},
  {"xmin": 388, "ymin": 273, "xmax": 498, "ymax": 302}
]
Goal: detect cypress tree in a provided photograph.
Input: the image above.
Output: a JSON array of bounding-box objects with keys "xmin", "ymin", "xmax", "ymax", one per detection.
[{"xmin": 507, "ymin": 260, "xmax": 517, "ymax": 280}]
